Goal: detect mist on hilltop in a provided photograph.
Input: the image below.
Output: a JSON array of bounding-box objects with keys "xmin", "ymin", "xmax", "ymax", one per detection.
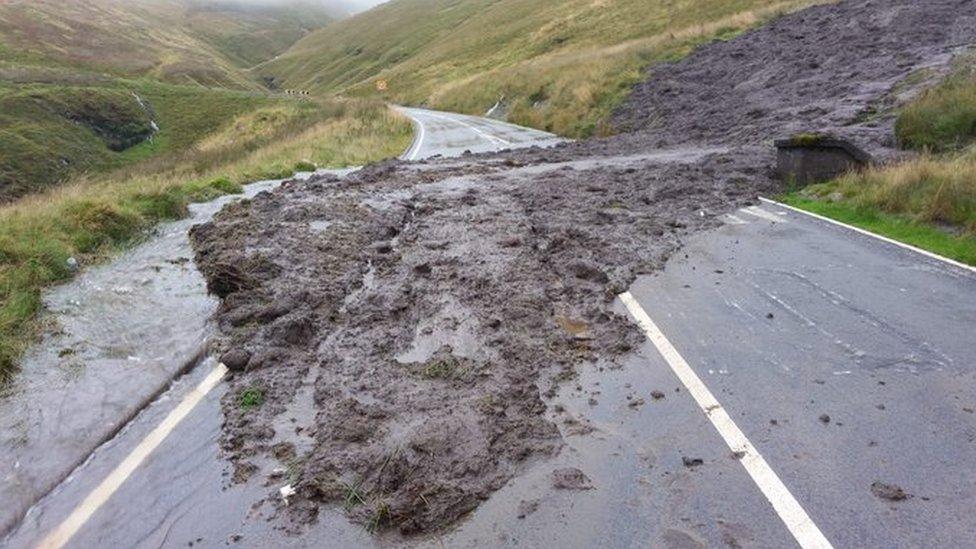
[{"xmin": 185, "ymin": 0, "xmax": 387, "ymax": 14}]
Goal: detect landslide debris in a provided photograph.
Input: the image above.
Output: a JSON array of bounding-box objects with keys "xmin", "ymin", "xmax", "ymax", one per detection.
[
  {"xmin": 612, "ymin": 0, "xmax": 976, "ymax": 159},
  {"xmin": 190, "ymin": 0, "xmax": 976, "ymax": 536},
  {"xmin": 191, "ymin": 152, "xmax": 766, "ymax": 534}
]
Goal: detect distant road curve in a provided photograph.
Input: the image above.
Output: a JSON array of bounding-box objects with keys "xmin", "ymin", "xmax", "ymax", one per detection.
[{"xmin": 396, "ymin": 106, "xmax": 564, "ymax": 160}]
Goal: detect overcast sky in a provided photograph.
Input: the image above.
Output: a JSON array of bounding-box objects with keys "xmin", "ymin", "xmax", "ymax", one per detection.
[{"xmin": 343, "ymin": 0, "xmax": 387, "ymax": 10}]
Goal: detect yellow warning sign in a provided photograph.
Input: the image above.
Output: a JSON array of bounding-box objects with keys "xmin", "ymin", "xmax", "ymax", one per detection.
[{"xmin": 376, "ymin": 80, "xmax": 388, "ymax": 91}]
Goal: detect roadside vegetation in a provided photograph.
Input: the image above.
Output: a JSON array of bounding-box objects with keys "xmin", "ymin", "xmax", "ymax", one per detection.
[
  {"xmin": 784, "ymin": 53, "xmax": 976, "ymax": 266},
  {"xmin": 0, "ymin": 99, "xmax": 411, "ymax": 381},
  {"xmin": 0, "ymin": 78, "xmax": 282, "ymax": 200},
  {"xmin": 264, "ymin": 0, "xmax": 829, "ymax": 137}
]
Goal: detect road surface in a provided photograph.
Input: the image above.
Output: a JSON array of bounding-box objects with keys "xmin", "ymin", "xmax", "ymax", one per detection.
[
  {"xmin": 4, "ymin": 109, "xmax": 975, "ymax": 549},
  {"xmin": 397, "ymin": 107, "xmax": 563, "ymax": 160}
]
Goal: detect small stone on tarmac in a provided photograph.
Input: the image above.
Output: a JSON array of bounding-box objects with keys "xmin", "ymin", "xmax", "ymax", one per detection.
[{"xmin": 517, "ymin": 499, "xmax": 540, "ymax": 519}]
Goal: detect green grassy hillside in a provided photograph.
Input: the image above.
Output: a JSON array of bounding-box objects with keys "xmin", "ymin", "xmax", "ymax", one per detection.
[
  {"xmin": 0, "ymin": 76, "xmax": 295, "ymax": 201},
  {"xmin": 0, "ymin": 0, "xmax": 339, "ymax": 87},
  {"xmin": 263, "ymin": 0, "xmax": 828, "ymax": 136},
  {"xmin": 0, "ymin": 0, "xmax": 350, "ymax": 200},
  {"xmin": 183, "ymin": 1, "xmax": 339, "ymax": 69}
]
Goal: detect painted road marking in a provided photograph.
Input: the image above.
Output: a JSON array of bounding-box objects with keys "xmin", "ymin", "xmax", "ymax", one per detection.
[
  {"xmin": 760, "ymin": 197, "xmax": 976, "ymax": 275},
  {"xmin": 423, "ymin": 111, "xmax": 513, "ymax": 147},
  {"xmin": 404, "ymin": 111, "xmax": 427, "ymax": 161},
  {"xmin": 619, "ymin": 292, "xmax": 833, "ymax": 549},
  {"xmin": 742, "ymin": 205, "xmax": 789, "ymax": 224},
  {"xmin": 725, "ymin": 214, "xmax": 749, "ymax": 225},
  {"xmin": 37, "ymin": 364, "xmax": 229, "ymax": 549}
]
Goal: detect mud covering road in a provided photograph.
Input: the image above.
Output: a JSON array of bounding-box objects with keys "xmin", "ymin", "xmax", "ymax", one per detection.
[{"xmin": 190, "ymin": 0, "xmax": 976, "ymax": 536}]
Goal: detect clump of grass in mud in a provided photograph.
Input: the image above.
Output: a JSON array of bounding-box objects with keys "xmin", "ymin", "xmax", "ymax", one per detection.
[
  {"xmin": 420, "ymin": 358, "xmax": 463, "ymax": 380},
  {"xmin": 406, "ymin": 346, "xmax": 476, "ymax": 381},
  {"xmin": 788, "ymin": 132, "xmax": 830, "ymax": 146},
  {"xmin": 341, "ymin": 481, "xmax": 392, "ymax": 533},
  {"xmin": 343, "ymin": 480, "xmax": 369, "ymax": 511},
  {"xmin": 365, "ymin": 501, "xmax": 392, "ymax": 533},
  {"xmin": 238, "ymin": 387, "xmax": 265, "ymax": 410},
  {"xmin": 0, "ymin": 100, "xmax": 412, "ymax": 382}
]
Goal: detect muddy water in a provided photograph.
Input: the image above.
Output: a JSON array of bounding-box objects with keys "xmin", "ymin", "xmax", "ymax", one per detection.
[{"xmin": 0, "ymin": 170, "xmax": 351, "ymax": 536}]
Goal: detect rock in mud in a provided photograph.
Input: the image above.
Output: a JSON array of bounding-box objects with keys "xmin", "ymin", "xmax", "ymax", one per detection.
[
  {"xmin": 219, "ymin": 349, "xmax": 251, "ymax": 372},
  {"xmin": 551, "ymin": 468, "xmax": 594, "ymax": 490}
]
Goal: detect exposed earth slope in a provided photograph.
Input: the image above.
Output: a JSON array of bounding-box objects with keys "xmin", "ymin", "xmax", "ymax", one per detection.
[{"xmin": 190, "ymin": 0, "xmax": 976, "ymax": 536}]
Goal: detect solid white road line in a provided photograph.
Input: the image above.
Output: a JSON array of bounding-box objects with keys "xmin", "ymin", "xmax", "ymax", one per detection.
[
  {"xmin": 37, "ymin": 364, "xmax": 229, "ymax": 549},
  {"xmin": 759, "ymin": 197, "xmax": 976, "ymax": 275},
  {"xmin": 405, "ymin": 111, "xmax": 427, "ymax": 161},
  {"xmin": 619, "ymin": 292, "xmax": 833, "ymax": 549},
  {"xmin": 742, "ymin": 205, "xmax": 789, "ymax": 224}
]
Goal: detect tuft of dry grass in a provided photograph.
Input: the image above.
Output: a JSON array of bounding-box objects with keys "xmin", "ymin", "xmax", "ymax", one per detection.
[{"xmin": 802, "ymin": 148, "xmax": 976, "ymax": 233}]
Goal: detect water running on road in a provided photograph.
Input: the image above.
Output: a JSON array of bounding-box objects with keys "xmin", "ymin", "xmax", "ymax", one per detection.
[{"xmin": 0, "ymin": 170, "xmax": 349, "ymax": 537}]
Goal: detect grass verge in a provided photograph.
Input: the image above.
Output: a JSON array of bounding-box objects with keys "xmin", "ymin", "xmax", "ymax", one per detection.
[
  {"xmin": 0, "ymin": 99, "xmax": 412, "ymax": 381},
  {"xmin": 778, "ymin": 194, "xmax": 976, "ymax": 266},
  {"xmin": 781, "ymin": 54, "xmax": 976, "ymax": 269}
]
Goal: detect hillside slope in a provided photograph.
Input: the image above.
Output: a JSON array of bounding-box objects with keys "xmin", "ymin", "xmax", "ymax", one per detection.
[
  {"xmin": 262, "ymin": 0, "xmax": 828, "ymax": 136},
  {"xmin": 0, "ymin": 0, "xmax": 350, "ymax": 199},
  {"xmin": 0, "ymin": 0, "xmax": 340, "ymax": 88}
]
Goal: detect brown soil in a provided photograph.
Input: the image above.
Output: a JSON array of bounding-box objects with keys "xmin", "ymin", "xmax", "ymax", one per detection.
[{"xmin": 189, "ymin": 0, "xmax": 975, "ymax": 536}]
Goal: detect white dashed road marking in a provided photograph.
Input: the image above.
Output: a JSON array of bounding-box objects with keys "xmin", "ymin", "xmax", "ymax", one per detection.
[
  {"xmin": 404, "ymin": 111, "xmax": 427, "ymax": 161},
  {"xmin": 38, "ymin": 364, "xmax": 229, "ymax": 549},
  {"xmin": 619, "ymin": 292, "xmax": 833, "ymax": 549},
  {"xmin": 423, "ymin": 112, "xmax": 513, "ymax": 147},
  {"xmin": 741, "ymin": 205, "xmax": 789, "ymax": 224}
]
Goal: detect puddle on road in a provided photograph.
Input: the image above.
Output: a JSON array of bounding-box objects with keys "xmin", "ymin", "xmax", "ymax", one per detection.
[{"xmin": 0, "ymin": 169, "xmax": 352, "ymax": 536}]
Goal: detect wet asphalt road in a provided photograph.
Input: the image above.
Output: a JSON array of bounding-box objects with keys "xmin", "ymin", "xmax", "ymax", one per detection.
[
  {"xmin": 4, "ymin": 110, "xmax": 975, "ymax": 548},
  {"xmin": 397, "ymin": 107, "xmax": 563, "ymax": 160}
]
